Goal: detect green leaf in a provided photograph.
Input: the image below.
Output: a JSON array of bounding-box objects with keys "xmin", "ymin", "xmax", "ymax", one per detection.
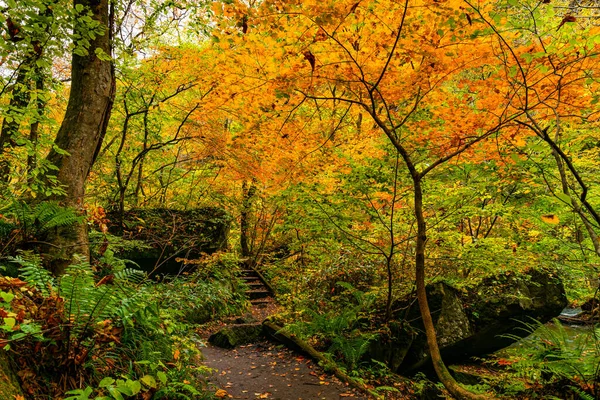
[
  {"xmin": 107, "ymin": 387, "xmax": 124, "ymax": 400},
  {"xmin": 3, "ymin": 317, "xmax": 16, "ymax": 330},
  {"xmin": 99, "ymin": 377, "xmax": 115, "ymax": 388},
  {"xmin": 64, "ymin": 387, "xmax": 94, "ymax": 400},
  {"xmin": 75, "ymin": 3, "xmax": 84, "ymax": 12},
  {"xmin": 0, "ymin": 292, "xmax": 14, "ymax": 303},
  {"xmin": 94, "ymin": 48, "xmax": 112, "ymax": 61},
  {"xmin": 140, "ymin": 375, "xmax": 156, "ymax": 388},
  {"xmin": 555, "ymin": 192, "xmax": 572, "ymax": 205},
  {"xmin": 10, "ymin": 332, "xmax": 26, "ymax": 340},
  {"xmin": 156, "ymin": 371, "xmax": 167, "ymax": 385},
  {"xmin": 127, "ymin": 380, "xmax": 141, "ymax": 394}
]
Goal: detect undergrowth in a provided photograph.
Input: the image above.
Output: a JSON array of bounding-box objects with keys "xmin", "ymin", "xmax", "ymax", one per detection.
[
  {"xmin": 492, "ymin": 318, "xmax": 600, "ymax": 399},
  {"xmin": 0, "ymin": 248, "xmax": 247, "ymax": 399}
]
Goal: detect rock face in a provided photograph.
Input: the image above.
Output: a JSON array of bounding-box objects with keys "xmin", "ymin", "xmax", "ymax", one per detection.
[
  {"xmin": 368, "ymin": 269, "xmax": 568, "ymax": 372},
  {"xmin": 208, "ymin": 324, "xmax": 264, "ymax": 348},
  {"xmin": 107, "ymin": 208, "xmax": 231, "ymax": 275}
]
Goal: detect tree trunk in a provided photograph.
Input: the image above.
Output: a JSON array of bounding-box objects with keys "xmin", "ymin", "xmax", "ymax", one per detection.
[
  {"xmin": 44, "ymin": 0, "xmax": 115, "ymax": 275},
  {"xmin": 0, "ymin": 63, "xmax": 31, "ymax": 183},
  {"xmin": 240, "ymin": 180, "xmax": 256, "ymax": 265},
  {"xmin": 413, "ymin": 177, "xmax": 492, "ymax": 400}
]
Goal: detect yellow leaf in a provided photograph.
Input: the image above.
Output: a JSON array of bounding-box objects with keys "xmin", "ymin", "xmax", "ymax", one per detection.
[
  {"xmin": 541, "ymin": 214, "xmax": 559, "ymax": 224},
  {"xmin": 173, "ymin": 349, "xmax": 180, "ymax": 360},
  {"xmin": 215, "ymin": 389, "xmax": 229, "ymax": 398}
]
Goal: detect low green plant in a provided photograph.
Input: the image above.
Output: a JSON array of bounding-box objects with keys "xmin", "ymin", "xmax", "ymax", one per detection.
[
  {"xmin": 500, "ymin": 318, "xmax": 600, "ymax": 399},
  {"xmin": 285, "ymin": 282, "xmax": 378, "ymax": 372},
  {"xmin": 0, "ymin": 253, "xmax": 213, "ymax": 398}
]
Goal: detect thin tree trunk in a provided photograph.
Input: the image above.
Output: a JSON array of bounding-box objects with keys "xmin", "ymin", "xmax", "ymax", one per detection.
[
  {"xmin": 240, "ymin": 180, "xmax": 256, "ymax": 265},
  {"xmin": 27, "ymin": 67, "xmax": 45, "ymax": 182},
  {"xmin": 0, "ymin": 65, "xmax": 31, "ymax": 182},
  {"xmin": 413, "ymin": 177, "xmax": 491, "ymax": 400}
]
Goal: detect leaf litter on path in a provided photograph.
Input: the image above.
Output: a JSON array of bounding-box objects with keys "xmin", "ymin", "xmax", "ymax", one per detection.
[{"xmin": 202, "ymin": 341, "xmax": 369, "ymax": 399}]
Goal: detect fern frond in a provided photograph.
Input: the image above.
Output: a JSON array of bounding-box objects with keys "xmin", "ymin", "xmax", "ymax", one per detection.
[
  {"xmin": 2, "ymin": 200, "xmax": 83, "ymax": 238},
  {"xmin": 34, "ymin": 202, "xmax": 82, "ymax": 232},
  {"xmin": 115, "ymin": 268, "xmax": 146, "ymax": 284},
  {"xmin": 12, "ymin": 252, "xmax": 54, "ymax": 296}
]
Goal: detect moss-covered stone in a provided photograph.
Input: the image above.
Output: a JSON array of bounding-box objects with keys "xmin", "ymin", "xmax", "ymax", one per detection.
[
  {"xmin": 367, "ymin": 268, "xmax": 568, "ymax": 373},
  {"xmin": 208, "ymin": 323, "xmax": 264, "ymax": 348},
  {"xmin": 0, "ymin": 351, "xmax": 23, "ymax": 400},
  {"xmin": 107, "ymin": 207, "xmax": 231, "ymax": 275}
]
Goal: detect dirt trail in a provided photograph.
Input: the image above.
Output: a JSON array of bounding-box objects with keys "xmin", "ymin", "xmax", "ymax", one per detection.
[
  {"xmin": 202, "ymin": 341, "xmax": 369, "ymax": 400},
  {"xmin": 200, "ymin": 296, "xmax": 370, "ymax": 400}
]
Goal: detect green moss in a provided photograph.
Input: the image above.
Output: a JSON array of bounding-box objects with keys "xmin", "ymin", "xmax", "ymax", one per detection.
[
  {"xmin": 0, "ymin": 351, "xmax": 23, "ymax": 400},
  {"xmin": 208, "ymin": 324, "xmax": 264, "ymax": 348}
]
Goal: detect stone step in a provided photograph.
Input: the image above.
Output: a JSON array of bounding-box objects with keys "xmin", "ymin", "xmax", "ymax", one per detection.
[
  {"xmin": 250, "ymin": 298, "xmax": 271, "ymax": 304},
  {"xmin": 239, "ymin": 276, "xmax": 259, "ymax": 280},
  {"xmin": 245, "ymin": 282, "xmax": 264, "ymax": 288},
  {"xmin": 250, "ymin": 298, "xmax": 272, "ymax": 308},
  {"xmin": 240, "ymin": 269, "xmax": 255, "ymax": 274},
  {"xmin": 246, "ymin": 289, "xmax": 271, "ymax": 299}
]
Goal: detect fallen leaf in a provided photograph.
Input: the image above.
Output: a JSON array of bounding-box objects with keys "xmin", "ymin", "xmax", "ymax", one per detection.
[{"xmin": 215, "ymin": 389, "xmax": 229, "ymax": 398}]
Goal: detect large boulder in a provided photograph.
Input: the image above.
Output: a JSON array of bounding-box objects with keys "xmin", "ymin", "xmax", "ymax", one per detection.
[
  {"xmin": 107, "ymin": 207, "xmax": 231, "ymax": 275},
  {"xmin": 368, "ymin": 269, "xmax": 568, "ymax": 372}
]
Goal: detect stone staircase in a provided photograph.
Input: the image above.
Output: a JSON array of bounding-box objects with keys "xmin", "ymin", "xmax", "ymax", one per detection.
[{"xmin": 239, "ymin": 269, "xmax": 273, "ymax": 307}]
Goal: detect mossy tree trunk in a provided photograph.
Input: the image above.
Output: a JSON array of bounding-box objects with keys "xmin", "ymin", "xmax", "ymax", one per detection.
[{"xmin": 45, "ymin": 0, "xmax": 115, "ymax": 275}]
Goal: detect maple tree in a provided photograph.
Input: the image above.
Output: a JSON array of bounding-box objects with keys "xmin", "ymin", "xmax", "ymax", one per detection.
[
  {"xmin": 1, "ymin": 0, "xmax": 599, "ymax": 398},
  {"xmin": 203, "ymin": 0, "xmax": 600, "ymax": 397}
]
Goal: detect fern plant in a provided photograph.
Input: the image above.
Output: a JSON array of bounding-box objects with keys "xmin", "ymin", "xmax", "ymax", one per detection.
[
  {"xmin": 0, "ymin": 200, "xmax": 83, "ymax": 256},
  {"xmin": 3, "ymin": 200, "xmax": 82, "ymax": 234},
  {"xmin": 13, "ymin": 251, "xmax": 54, "ymax": 296},
  {"xmin": 285, "ymin": 282, "xmax": 377, "ymax": 371},
  {"xmin": 500, "ymin": 318, "xmax": 600, "ymax": 399}
]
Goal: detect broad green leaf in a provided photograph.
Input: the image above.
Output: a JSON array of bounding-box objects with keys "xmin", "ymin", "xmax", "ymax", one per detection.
[
  {"xmin": 140, "ymin": 375, "xmax": 156, "ymax": 388},
  {"xmin": 3, "ymin": 317, "xmax": 16, "ymax": 329},
  {"xmin": 156, "ymin": 371, "xmax": 167, "ymax": 385},
  {"xmin": 555, "ymin": 192, "xmax": 572, "ymax": 205},
  {"xmin": 0, "ymin": 292, "xmax": 14, "ymax": 303},
  {"xmin": 107, "ymin": 387, "xmax": 124, "ymax": 400},
  {"xmin": 99, "ymin": 377, "xmax": 115, "ymax": 388}
]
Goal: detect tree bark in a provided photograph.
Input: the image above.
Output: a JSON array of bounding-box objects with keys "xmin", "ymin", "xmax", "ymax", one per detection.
[
  {"xmin": 240, "ymin": 180, "xmax": 256, "ymax": 265},
  {"xmin": 413, "ymin": 177, "xmax": 492, "ymax": 400},
  {"xmin": 44, "ymin": 0, "xmax": 115, "ymax": 275}
]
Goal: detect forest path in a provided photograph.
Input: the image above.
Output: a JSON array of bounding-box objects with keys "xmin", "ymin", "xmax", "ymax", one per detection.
[
  {"xmin": 202, "ymin": 341, "xmax": 368, "ymax": 400},
  {"xmin": 199, "ymin": 296, "xmax": 369, "ymax": 400}
]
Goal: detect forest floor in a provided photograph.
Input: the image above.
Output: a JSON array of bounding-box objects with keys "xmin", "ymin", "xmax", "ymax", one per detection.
[{"xmin": 198, "ymin": 299, "xmax": 370, "ymax": 400}]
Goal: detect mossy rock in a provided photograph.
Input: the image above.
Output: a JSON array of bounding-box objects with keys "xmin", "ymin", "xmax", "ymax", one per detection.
[
  {"xmin": 388, "ymin": 268, "xmax": 567, "ymax": 372},
  {"xmin": 106, "ymin": 207, "xmax": 231, "ymax": 275},
  {"xmin": 208, "ymin": 323, "xmax": 264, "ymax": 348},
  {"xmin": 0, "ymin": 351, "xmax": 23, "ymax": 400}
]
